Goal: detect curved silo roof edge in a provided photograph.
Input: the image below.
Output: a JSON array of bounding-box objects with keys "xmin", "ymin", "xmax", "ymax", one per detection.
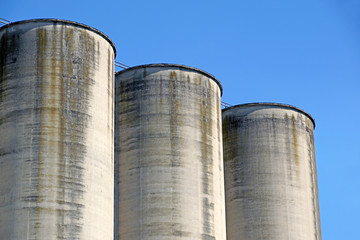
[
  {"xmin": 222, "ymin": 102, "xmax": 315, "ymax": 128},
  {"xmin": 116, "ymin": 63, "xmax": 223, "ymax": 96},
  {"xmin": 0, "ymin": 18, "xmax": 117, "ymax": 57}
]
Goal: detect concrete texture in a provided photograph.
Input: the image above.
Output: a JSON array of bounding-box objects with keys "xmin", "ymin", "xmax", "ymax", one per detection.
[
  {"xmin": 115, "ymin": 64, "xmax": 226, "ymax": 240},
  {"xmin": 0, "ymin": 19, "xmax": 115, "ymax": 240},
  {"xmin": 223, "ymin": 103, "xmax": 321, "ymax": 240}
]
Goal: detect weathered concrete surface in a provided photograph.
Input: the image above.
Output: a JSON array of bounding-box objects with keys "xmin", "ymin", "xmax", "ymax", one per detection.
[
  {"xmin": 0, "ymin": 19, "xmax": 115, "ymax": 240},
  {"xmin": 223, "ymin": 103, "xmax": 321, "ymax": 240},
  {"xmin": 115, "ymin": 64, "xmax": 226, "ymax": 240}
]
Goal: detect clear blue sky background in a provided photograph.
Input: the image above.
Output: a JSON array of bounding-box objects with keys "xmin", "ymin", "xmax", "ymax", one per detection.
[{"xmin": 2, "ymin": 0, "xmax": 359, "ymax": 239}]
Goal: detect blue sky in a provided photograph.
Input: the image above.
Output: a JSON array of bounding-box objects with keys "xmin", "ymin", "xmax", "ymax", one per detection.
[{"xmin": 2, "ymin": 0, "xmax": 360, "ymax": 239}]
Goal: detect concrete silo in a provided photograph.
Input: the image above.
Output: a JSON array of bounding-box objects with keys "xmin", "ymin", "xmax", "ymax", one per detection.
[
  {"xmin": 115, "ymin": 64, "xmax": 226, "ymax": 239},
  {"xmin": 223, "ymin": 103, "xmax": 321, "ymax": 240},
  {"xmin": 0, "ymin": 19, "xmax": 115, "ymax": 239}
]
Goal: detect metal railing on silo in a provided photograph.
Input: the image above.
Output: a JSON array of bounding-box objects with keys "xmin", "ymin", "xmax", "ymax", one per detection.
[
  {"xmin": 114, "ymin": 61, "xmax": 129, "ymax": 70},
  {"xmin": 0, "ymin": 17, "xmax": 11, "ymax": 25}
]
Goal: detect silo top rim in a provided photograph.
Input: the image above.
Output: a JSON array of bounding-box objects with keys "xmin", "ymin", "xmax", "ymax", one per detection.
[
  {"xmin": 0, "ymin": 18, "xmax": 116, "ymax": 56},
  {"xmin": 116, "ymin": 63, "xmax": 223, "ymax": 96},
  {"xmin": 223, "ymin": 102, "xmax": 315, "ymax": 127}
]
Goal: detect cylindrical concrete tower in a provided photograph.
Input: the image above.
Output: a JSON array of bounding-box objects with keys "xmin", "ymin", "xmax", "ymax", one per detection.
[
  {"xmin": 223, "ymin": 103, "xmax": 321, "ymax": 240},
  {"xmin": 0, "ymin": 19, "xmax": 115, "ymax": 239},
  {"xmin": 115, "ymin": 64, "xmax": 226, "ymax": 240}
]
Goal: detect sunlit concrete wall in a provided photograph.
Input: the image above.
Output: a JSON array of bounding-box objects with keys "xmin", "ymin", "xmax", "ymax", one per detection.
[
  {"xmin": 115, "ymin": 64, "xmax": 226, "ymax": 240},
  {"xmin": 0, "ymin": 19, "xmax": 115, "ymax": 240},
  {"xmin": 223, "ymin": 103, "xmax": 321, "ymax": 240}
]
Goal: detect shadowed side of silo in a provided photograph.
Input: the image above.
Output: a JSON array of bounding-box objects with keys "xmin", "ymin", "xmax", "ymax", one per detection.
[
  {"xmin": 115, "ymin": 64, "xmax": 226, "ymax": 240},
  {"xmin": 223, "ymin": 103, "xmax": 321, "ymax": 240},
  {"xmin": 0, "ymin": 19, "xmax": 115, "ymax": 239}
]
